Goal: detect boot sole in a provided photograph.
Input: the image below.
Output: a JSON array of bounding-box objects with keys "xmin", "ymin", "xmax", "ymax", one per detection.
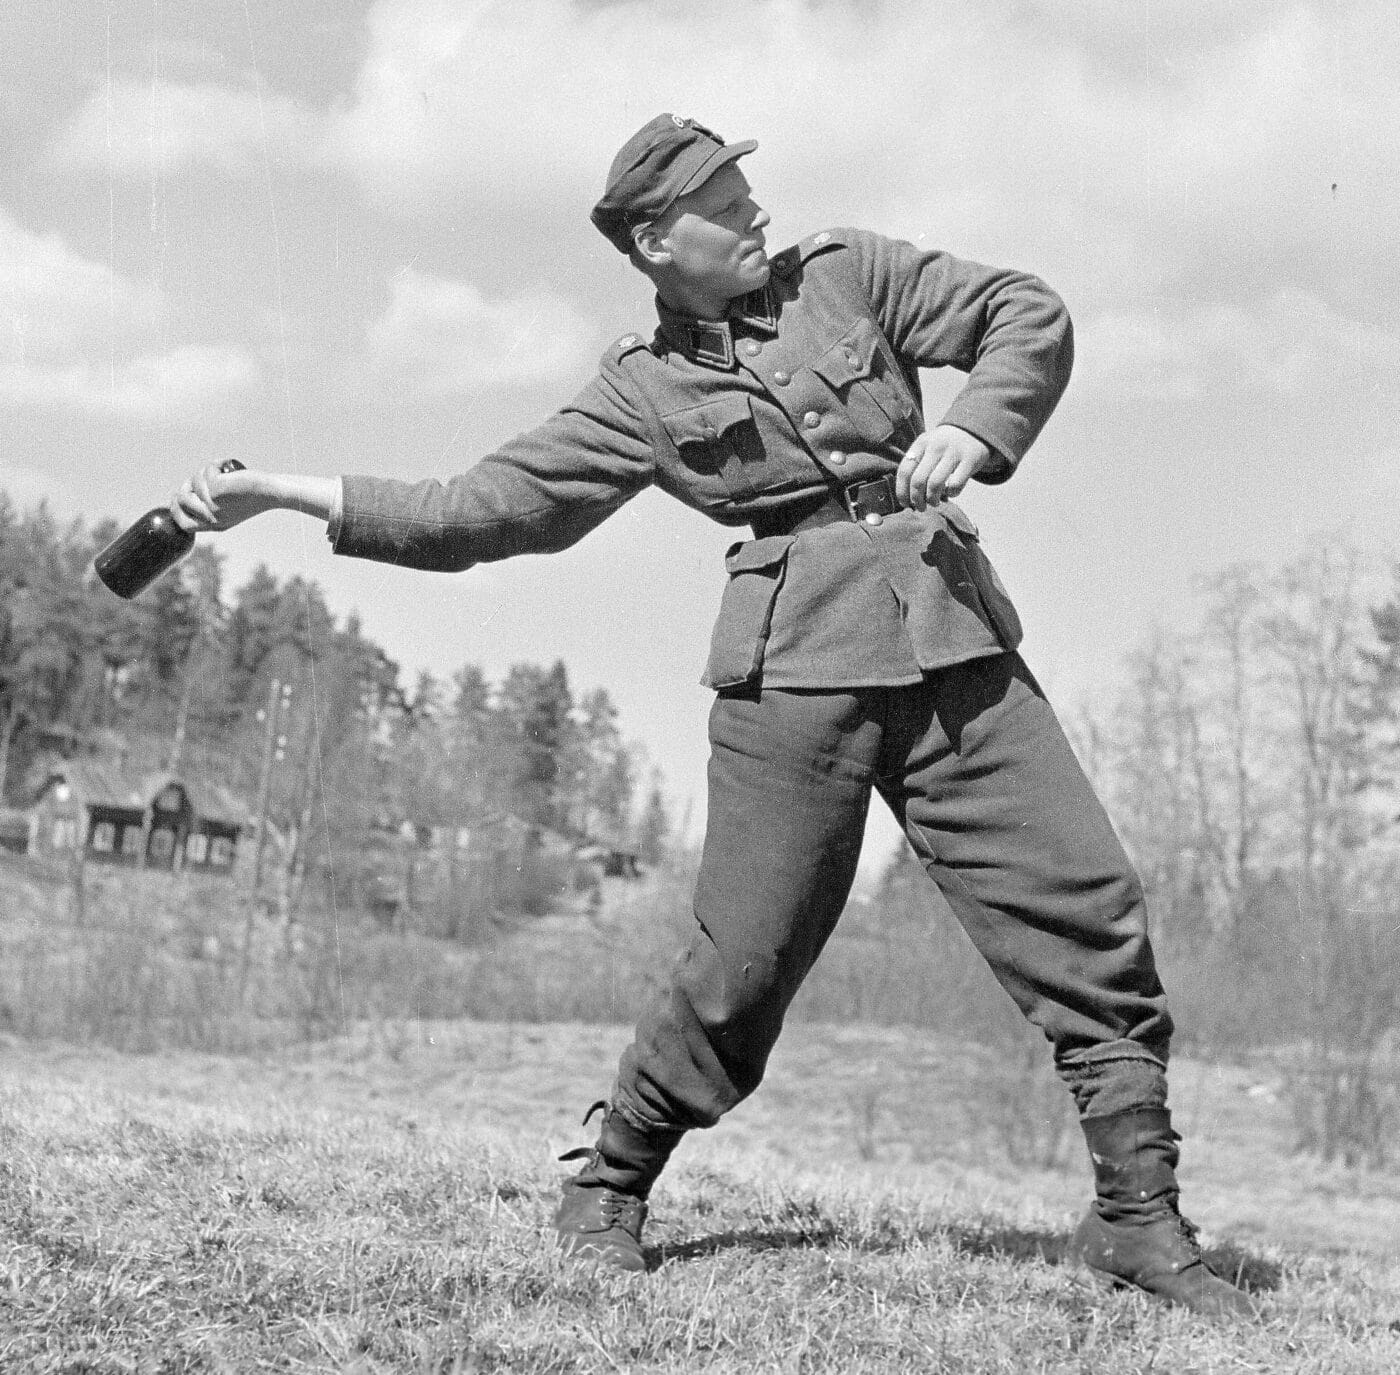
[
  {"xmin": 556, "ymin": 1236, "xmax": 648, "ymax": 1273},
  {"xmin": 1069, "ymin": 1254, "xmax": 1260, "ymax": 1320},
  {"xmin": 1069, "ymin": 1256, "xmax": 1133, "ymax": 1297}
]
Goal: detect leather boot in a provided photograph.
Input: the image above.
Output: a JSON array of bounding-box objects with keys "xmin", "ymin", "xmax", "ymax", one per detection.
[
  {"xmin": 553, "ymin": 1100, "xmax": 684, "ymax": 1272},
  {"xmin": 1067, "ymin": 1107, "xmax": 1258, "ymax": 1319}
]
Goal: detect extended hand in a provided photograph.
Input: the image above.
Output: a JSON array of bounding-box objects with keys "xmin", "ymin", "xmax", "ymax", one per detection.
[
  {"xmin": 169, "ymin": 463, "xmax": 282, "ymax": 532},
  {"xmin": 169, "ymin": 465, "xmax": 338, "ymax": 532},
  {"xmin": 895, "ymin": 425, "xmax": 993, "ymax": 511}
]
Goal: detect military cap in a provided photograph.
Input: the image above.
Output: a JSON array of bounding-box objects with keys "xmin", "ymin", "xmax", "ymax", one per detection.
[{"xmin": 591, "ymin": 113, "xmax": 757, "ymax": 254}]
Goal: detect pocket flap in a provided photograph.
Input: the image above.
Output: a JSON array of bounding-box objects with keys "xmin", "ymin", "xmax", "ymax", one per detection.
[
  {"xmin": 811, "ymin": 318, "xmax": 882, "ymax": 389},
  {"xmin": 661, "ymin": 393, "xmax": 753, "ymax": 447},
  {"xmin": 724, "ymin": 534, "xmax": 796, "ymax": 574},
  {"xmin": 941, "ymin": 500, "xmax": 980, "ymax": 541}
]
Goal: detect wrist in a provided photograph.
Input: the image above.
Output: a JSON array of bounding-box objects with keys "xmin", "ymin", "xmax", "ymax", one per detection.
[{"xmin": 266, "ymin": 473, "xmax": 336, "ymax": 521}]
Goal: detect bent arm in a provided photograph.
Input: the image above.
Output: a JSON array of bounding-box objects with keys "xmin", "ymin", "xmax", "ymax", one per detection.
[{"xmin": 845, "ymin": 229, "xmax": 1074, "ymax": 482}]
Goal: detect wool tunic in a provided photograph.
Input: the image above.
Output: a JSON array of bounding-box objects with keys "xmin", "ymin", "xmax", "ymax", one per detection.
[{"xmin": 331, "ymin": 228, "xmax": 1073, "ymax": 689}]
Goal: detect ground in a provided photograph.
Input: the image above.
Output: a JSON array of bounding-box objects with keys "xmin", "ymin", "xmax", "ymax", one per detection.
[{"xmin": 1, "ymin": 1021, "xmax": 1398, "ymax": 1372}]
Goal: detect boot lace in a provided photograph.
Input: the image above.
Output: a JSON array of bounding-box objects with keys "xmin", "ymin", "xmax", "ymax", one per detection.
[
  {"xmin": 1174, "ymin": 1213, "xmax": 1203, "ymax": 1252},
  {"xmin": 597, "ymin": 1187, "xmax": 645, "ymax": 1231}
]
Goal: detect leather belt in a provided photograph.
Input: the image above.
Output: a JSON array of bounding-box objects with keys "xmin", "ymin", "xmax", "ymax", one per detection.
[{"xmin": 750, "ymin": 473, "xmax": 901, "ymax": 539}]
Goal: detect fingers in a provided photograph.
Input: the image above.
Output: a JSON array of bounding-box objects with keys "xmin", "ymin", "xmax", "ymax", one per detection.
[
  {"xmin": 896, "ymin": 428, "xmax": 991, "ymax": 510},
  {"xmin": 168, "ymin": 462, "xmax": 231, "ymax": 531},
  {"xmin": 894, "ymin": 433, "xmax": 927, "ymax": 509},
  {"xmin": 896, "ymin": 438, "xmax": 960, "ymax": 511}
]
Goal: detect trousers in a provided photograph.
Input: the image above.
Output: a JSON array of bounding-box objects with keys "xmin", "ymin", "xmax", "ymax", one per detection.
[{"xmin": 614, "ymin": 651, "xmax": 1172, "ymax": 1133}]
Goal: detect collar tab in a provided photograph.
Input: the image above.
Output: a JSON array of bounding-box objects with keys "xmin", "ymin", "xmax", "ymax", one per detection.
[
  {"xmin": 733, "ymin": 284, "xmax": 778, "ymax": 335},
  {"xmin": 657, "ymin": 282, "xmax": 780, "ymax": 368},
  {"xmin": 687, "ymin": 322, "xmax": 735, "ymax": 369}
]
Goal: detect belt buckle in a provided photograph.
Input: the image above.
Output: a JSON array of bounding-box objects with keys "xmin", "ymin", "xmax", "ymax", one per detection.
[{"xmin": 843, "ymin": 474, "xmax": 899, "ymax": 525}]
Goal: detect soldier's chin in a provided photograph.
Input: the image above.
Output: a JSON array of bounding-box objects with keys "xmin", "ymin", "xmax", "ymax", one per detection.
[{"xmin": 744, "ymin": 255, "xmax": 772, "ymax": 287}]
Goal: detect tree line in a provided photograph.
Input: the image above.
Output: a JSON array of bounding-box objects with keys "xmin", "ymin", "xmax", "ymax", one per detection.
[
  {"xmin": 1067, "ymin": 544, "xmax": 1400, "ymax": 1164},
  {"xmin": 0, "ymin": 491, "xmax": 670, "ymax": 918}
]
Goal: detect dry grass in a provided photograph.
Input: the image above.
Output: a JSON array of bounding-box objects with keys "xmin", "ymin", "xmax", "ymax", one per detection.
[{"xmin": 2, "ymin": 1022, "xmax": 1398, "ymax": 1373}]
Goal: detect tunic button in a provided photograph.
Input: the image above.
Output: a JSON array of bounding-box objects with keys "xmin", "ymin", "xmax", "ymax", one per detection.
[
  {"xmin": 773, "ymin": 370, "xmax": 790, "ymax": 385},
  {"xmin": 803, "ymin": 411, "xmax": 821, "ymax": 429},
  {"xmin": 743, "ymin": 340, "xmax": 761, "ymax": 356},
  {"xmin": 828, "ymin": 450, "xmax": 846, "ymax": 466},
  {"xmin": 863, "ymin": 511, "xmax": 884, "ymax": 527}
]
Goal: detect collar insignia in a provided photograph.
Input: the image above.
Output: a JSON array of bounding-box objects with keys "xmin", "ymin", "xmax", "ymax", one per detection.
[{"xmin": 658, "ymin": 283, "xmax": 780, "ymax": 370}]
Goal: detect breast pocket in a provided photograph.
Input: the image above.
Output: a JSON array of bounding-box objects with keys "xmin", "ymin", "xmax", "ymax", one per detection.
[
  {"xmin": 811, "ymin": 317, "xmax": 919, "ymax": 446},
  {"xmin": 661, "ymin": 393, "xmax": 767, "ymax": 499},
  {"xmin": 702, "ymin": 535, "xmax": 796, "ymax": 689}
]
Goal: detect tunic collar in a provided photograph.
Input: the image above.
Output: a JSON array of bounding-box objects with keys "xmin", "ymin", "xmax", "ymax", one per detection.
[{"xmin": 656, "ymin": 283, "xmax": 779, "ymax": 369}]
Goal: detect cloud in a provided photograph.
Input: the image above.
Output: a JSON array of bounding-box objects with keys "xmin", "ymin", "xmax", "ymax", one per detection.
[
  {"xmin": 52, "ymin": 77, "xmax": 324, "ymax": 178},
  {"xmin": 1076, "ymin": 290, "xmax": 1400, "ymax": 402},
  {"xmin": 365, "ymin": 266, "xmax": 594, "ymax": 391},
  {"xmin": 316, "ymin": 0, "xmax": 1398, "ymax": 313},
  {"xmin": 0, "ymin": 345, "xmax": 260, "ymax": 420},
  {"xmin": 0, "ymin": 211, "xmax": 260, "ymax": 418},
  {"xmin": 0, "ymin": 211, "xmax": 160, "ymax": 358},
  {"xmin": 44, "ymin": 2, "xmax": 1395, "ymax": 325}
]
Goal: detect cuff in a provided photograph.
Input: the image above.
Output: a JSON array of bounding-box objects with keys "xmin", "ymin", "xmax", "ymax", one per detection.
[{"xmin": 325, "ymin": 477, "xmax": 345, "ymax": 546}]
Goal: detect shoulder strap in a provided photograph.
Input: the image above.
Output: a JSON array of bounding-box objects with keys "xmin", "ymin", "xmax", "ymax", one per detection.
[{"xmin": 605, "ymin": 333, "xmax": 673, "ymax": 459}]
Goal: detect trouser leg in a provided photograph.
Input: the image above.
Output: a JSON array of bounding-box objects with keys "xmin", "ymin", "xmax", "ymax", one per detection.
[
  {"xmin": 877, "ymin": 653, "xmax": 1172, "ymax": 1107},
  {"xmin": 878, "ymin": 656, "xmax": 1253, "ymax": 1314},
  {"xmin": 614, "ymin": 687, "xmax": 878, "ymax": 1132}
]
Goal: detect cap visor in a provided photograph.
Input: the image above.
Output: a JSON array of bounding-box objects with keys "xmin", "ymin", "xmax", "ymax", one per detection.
[{"xmin": 676, "ymin": 139, "xmax": 758, "ymax": 198}]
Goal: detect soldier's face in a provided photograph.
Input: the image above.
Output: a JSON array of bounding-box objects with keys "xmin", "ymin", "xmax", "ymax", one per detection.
[{"xmin": 650, "ymin": 164, "xmax": 771, "ymax": 304}]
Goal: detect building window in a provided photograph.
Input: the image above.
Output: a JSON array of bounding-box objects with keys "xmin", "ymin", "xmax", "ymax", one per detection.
[
  {"xmin": 149, "ymin": 828, "xmax": 175, "ymax": 862},
  {"xmin": 121, "ymin": 826, "xmax": 143, "ymax": 857},
  {"xmin": 91, "ymin": 821, "xmax": 115, "ymax": 852},
  {"xmin": 186, "ymin": 832, "xmax": 209, "ymax": 863},
  {"xmin": 209, "ymin": 837, "xmax": 234, "ymax": 867},
  {"xmin": 52, "ymin": 818, "xmax": 78, "ymax": 850}
]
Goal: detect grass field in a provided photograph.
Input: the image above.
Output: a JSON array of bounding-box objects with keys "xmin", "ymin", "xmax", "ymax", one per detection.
[{"xmin": 2, "ymin": 1019, "xmax": 1398, "ymax": 1373}]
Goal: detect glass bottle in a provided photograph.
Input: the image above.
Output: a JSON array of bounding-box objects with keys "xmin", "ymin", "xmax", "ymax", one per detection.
[{"xmin": 94, "ymin": 459, "xmax": 245, "ymax": 599}]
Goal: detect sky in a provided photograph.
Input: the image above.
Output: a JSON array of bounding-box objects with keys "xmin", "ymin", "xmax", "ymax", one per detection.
[{"xmin": 2, "ymin": 0, "xmax": 1397, "ymax": 873}]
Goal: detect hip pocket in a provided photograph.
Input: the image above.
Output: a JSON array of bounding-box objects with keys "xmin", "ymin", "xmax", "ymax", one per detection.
[
  {"xmin": 702, "ymin": 535, "xmax": 796, "ymax": 689},
  {"xmin": 942, "ymin": 502, "xmax": 1024, "ymax": 649}
]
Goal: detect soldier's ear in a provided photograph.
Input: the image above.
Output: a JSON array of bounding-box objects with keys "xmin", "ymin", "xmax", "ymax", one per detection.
[{"xmin": 632, "ymin": 223, "xmax": 671, "ymax": 269}]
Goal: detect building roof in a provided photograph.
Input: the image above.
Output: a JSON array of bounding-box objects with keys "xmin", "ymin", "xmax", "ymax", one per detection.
[{"xmin": 38, "ymin": 761, "xmax": 252, "ymax": 827}]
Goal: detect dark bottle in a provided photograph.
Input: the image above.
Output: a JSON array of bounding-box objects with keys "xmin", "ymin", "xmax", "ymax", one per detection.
[{"xmin": 94, "ymin": 458, "xmax": 245, "ymax": 599}]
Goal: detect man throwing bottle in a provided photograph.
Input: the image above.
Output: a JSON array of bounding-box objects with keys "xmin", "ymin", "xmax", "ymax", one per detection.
[{"xmin": 170, "ymin": 113, "xmax": 1256, "ymax": 1318}]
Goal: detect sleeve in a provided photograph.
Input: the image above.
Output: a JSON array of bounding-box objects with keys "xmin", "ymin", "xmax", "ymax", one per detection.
[
  {"xmin": 839, "ymin": 228, "xmax": 1074, "ymax": 481},
  {"xmin": 331, "ymin": 371, "xmax": 656, "ymax": 572},
  {"xmin": 325, "ymin": 478, "xmax": 345, "ymax": 545}
]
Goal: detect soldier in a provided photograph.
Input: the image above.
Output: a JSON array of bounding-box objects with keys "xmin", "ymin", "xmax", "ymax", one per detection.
[{"xmin": 170, "ymin": 114, "xmax": 1255, "ymax": 1317}]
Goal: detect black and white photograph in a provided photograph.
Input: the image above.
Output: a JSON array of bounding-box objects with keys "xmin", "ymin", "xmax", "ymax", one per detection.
[{"xmin": 1, "ymin": 2, "xmax": 1397, "ymax": 1369}]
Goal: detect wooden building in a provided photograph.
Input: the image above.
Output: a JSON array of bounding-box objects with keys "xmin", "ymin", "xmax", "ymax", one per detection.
[{"xmin": 22, "ymin": 761, "xmax": 251, "ymax": 875}]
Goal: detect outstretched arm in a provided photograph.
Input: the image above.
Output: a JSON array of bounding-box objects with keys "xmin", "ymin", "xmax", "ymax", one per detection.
[
  {"xmin": 167, "ymin": 371, "xmax": 656, "ymax": 571},
  {"xmin": 169, "ymin": 465, "xmax": 340, "ymax": 532}
]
